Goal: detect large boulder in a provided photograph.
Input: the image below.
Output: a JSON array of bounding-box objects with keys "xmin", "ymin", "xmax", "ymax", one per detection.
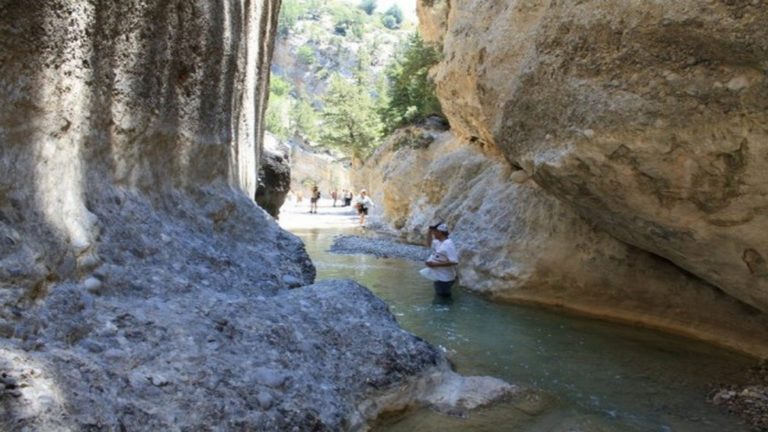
[
  {"xmin": 0, "ymin": 276, "xmax": 474, "ymax": 430},
  {"xmin": 358, "ymin": 129, "xmax": 768, "ymax": 357},
  {"xmin": 256, "ymin": 133, "xmax": 291, "ymax": 218},
  {"xmin": 418, "ymin": 1, "xmax": 768, "ymax": 314}
]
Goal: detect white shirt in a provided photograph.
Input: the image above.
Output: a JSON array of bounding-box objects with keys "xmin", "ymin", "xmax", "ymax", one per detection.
[
  {"xmin": 355, "ymin": 195, "xmax": 373, "ymax": 208},
  {"xmin": 429, "ymin": 238, "xmax": 458, "ymax": 282}
]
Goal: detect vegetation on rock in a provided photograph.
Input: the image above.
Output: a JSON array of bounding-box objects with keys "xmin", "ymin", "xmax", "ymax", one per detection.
[
  {"xmin": 359, "ymin": 0, "xmax": 377, "ymax": 15},
  {"xmin": 266, "ymin": 0, "xmax": 443, "ymax": 160},
  {"xmin": 382, "ymin": 4, "xmax": 404, "ymax": 29},
  {"xmin": 381, "ymin": 32, "xmax": 443, "ymax": 133},
  {"xmin": 320, "ymin": 74, "xmax": 384, "ymax": 159}
]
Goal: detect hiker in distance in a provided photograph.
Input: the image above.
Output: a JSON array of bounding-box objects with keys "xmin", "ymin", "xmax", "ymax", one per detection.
[
  {"xmin": 423, "ymin": 223, "xmax": 459, "ymax": 297},
  {"xmin": 309, "ymin": 185, "xmax": 320, "ymax": 214},
  {"xmin": 354, "ymin": 189, "xmax": 374, "ymax": 226}
]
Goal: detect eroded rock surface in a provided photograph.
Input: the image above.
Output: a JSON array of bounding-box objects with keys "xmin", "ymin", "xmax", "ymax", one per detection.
[
  {"xmin": 357, "ymin": 128, "xmax": 768, "ymax": 357},
  {"xmin": 0, "ymin": 279, "xmax": 459, "ymax": 431},
  {"xmin": 418, "ymin": 0, "xmax": 768, "ymax": 314}
]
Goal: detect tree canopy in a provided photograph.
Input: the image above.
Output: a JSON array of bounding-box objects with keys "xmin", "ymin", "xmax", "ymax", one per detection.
[
  {"xmin": 320, "ymin": 74, "xmax": 383, "ymax": 160},
  {"xmin": 380, "ymin": 32, "xmax": 443, "ymax": 133},
  {"xmin": 384, "ymin": 5, "xmax": 403, "ymax": 26},
  {"xmin": 266, "ymin": 1, "xmax": 444, "ymax": 161},
  {"xmin": 359, "ymin": 0, "xmax": 377, "ymax": 15}
]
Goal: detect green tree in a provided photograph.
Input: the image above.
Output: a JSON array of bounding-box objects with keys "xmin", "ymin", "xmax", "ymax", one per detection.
[
  {"xmin": 359, "ymin": 0, "xmax": 377, "ymax": 15},
  {"xmin": 265, "ymin": 95, "xmax": 290, "ymax": 139},
  {"xmin": 381, "ymin": 32, "xmax": 443, "ymax": 132},
  {"xmin": 304, "ymin": 0, "xmax": 323, "ymax": 20},
  {"xmin": 381, "ymin": 14, "xmax": 397, "ymax": 30},
  {"xmin": 330, "ymin": 4, "xmax": 365, "ymax": 38},
  {"xmin": 320, "ymin": 74, "xmax": 383, "ymax": 160},
  {"xmin": 292, "ymin": 99, "xmax": 320, "ymax": 142},
  {"xmin": 384, "ymin": 4, "xmax": 403, "ymax": 25},
  {"xmin": 354, "ymin": 46, "xmax": 372, "ymax": 85},
  {"xmin": 296, "ymin": 45, "xmax": 315, "ymax": 65},
  {"xmin": 277, "ymin": 0, "xmax": 302, "ymax": 36},
  {"xmin": 265, "ymin": 75, "xmax": 294, "ymax": 139}
]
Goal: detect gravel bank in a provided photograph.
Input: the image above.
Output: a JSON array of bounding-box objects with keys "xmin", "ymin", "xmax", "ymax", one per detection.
[
  {"xmin": 330, "ymin": 235, "xmax": 430, "ymax": 262},
  {"xmin": 710, "ymin": 360, "xmax": 768, "ymax": 431}
]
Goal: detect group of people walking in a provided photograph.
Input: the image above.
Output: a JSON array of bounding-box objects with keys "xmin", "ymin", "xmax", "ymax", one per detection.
[
  {"xmin": 330, "ymin": 189, "xmax": 355, "ymax": 207},
  {"xmin": 303, "ymin": 186, "xmax": 374, "ymax": 226}
]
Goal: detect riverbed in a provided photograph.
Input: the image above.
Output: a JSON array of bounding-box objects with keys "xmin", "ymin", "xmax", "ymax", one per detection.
[{"xmin": 280, "ymin": 204, "xmax": 752, "ymax": 431}]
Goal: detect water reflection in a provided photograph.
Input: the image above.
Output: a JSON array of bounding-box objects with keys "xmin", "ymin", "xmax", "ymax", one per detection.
[{"xmin": 292, "ymin": 228, "xmax": 751, "ymax": 432}]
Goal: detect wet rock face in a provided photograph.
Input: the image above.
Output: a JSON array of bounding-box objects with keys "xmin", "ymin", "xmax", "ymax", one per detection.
[
  {"xmin": 359, "ymin": 130, "xmax": 768, "ymax": 357},
  {"xmin": 256, "ymin": 133, "xmax": 292, "ymax": 218},
  {"xmin": 419, "ymin": 0, "xmax": 768, "ymax": 313}
]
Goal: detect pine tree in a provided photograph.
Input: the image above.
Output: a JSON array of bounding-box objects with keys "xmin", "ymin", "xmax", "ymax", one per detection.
[
  {"xmin": 359, "ymin": 0, "xmax": 377, "ymax": 15},
  {"xmin": 320, "ymin": 74, "xmax": 383, "ymax": 160},
  {"xmin": 381, "ymin": 32, "xmax": 443, "ymax": 132},
  {"xmin": 384, "ymin": 5, "xmax": 403, "ymax": 25}
]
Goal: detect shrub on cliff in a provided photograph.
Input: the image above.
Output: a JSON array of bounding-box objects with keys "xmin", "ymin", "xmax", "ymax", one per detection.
[
  {"xmin": 330, "ymin": 4, "xmax": 365, "ymax": 38},
  {"xmin": 265, "ymin": 76, "xmax": 294, "ymax": 140},
  {"xmin": 381, "ymin": 15, "xmax": 398, "ymax": 30},
  {"xmin": 297, "ymin": 45, "xmax": 316, "ymax": 65},
  {"xmin": 380, "ymin": 32, "xmax": 443, "ymax": 133},
  {"xmin": 320, "ymin": 74, "xmax": 383, "ymax": 160},
  {"xmin": 278, "ymin": 0, "xmax": 302, "ymax": 36},
  {"xmin": 359, "ymin": 0, "xmax": 377, "ymax": 15},
  {"xmin": 384, "ymin": 4, "xmax": 404, "ymax": 26}
]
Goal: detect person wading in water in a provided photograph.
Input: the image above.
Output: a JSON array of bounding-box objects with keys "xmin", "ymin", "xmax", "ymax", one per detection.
[
  {"xmin": 354, "ymin": 189, "xmax": 374, "ymax": 226},
  {"xmin": 424, "ymin": 223, "xmax": 459, "ymax": 297}
]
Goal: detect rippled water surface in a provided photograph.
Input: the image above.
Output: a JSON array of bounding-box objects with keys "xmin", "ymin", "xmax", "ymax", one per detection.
[{"xmin": 294, "ymin": 228, "xmax": 752, "ymax": 432}]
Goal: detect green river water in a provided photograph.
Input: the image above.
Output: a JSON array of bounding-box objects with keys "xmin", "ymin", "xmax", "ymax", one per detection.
[{"xmin": 293, "ymin": 228, "xmax": 752, "ymax": 432}]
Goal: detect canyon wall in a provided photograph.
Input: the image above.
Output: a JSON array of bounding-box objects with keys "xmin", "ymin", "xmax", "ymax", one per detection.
[
  {"xmin": 359, "ymin": 129, "xmax": 768, "ymax": 357},
  {"xmin": 418, "ymin": 0, "xmax": 768, "ymax": 313},
  {"xmin": 0, "ymin": 1, "xmax": 488, "ymax": 429},
  {"xmin": 359, "ymin": 0, "xmax": 768, "ymax": 356}
]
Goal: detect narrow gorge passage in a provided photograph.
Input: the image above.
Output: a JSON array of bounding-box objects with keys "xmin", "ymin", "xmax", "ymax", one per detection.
[{"xmin": 279, "ymin": 201, "xmax": 754, "ymax": 432}]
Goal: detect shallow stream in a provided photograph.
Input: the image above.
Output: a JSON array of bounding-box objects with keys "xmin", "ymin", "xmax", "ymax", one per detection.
[{"xmin": 293, "ymin": 228, "xmax": 752, "ymax": 432}]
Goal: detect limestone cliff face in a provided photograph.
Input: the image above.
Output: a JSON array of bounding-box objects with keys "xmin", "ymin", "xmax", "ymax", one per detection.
[
  {"xmin": 0, "ymin": 0, "xmax": 282, "ymax": 293},
  {"xmin": 359, "ymin": 129, "xmax": 768, "ymax": 357},
  {"xmin": 289, "ymin": 138, "xmax": 353, "ymax": 198},
  {"xmin": 415, "ymin": 2, "xmax": 768, "ymax": 322},
  {"xmin": 0, "ymin": 2, "xmax": 476, "ymax": 429}
]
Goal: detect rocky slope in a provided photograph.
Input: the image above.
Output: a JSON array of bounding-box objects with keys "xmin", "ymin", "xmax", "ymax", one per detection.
[
  {"xmin": 0, "ymin": 1, "xmax": 510, "ymax": 429},
  {"xmin": 358, "ymin": 127, "xmax": 768, "ymax": 357},
  {"xmin": 417, "ymin": 0, "xmax": 768, "ymax": 315},
  {"xmin": 267, "ymin": 0, "xmax": 413, "ymax": 144}
]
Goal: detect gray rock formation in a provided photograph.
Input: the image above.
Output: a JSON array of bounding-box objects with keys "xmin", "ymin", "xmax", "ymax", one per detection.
[
  {"xmin": 357, "ymin": 128, "xmax": 768, "ymax": 357},
  {"xmin": 1, "ymin": 277, "xmax": 514, "ymax": 431},
  {"xmin": 256, "ymin": 133, "xmax": 291, "ymax": 218},
  {"xmin": 418, "ymin": 0, "xmax": 768, "ymax": 314},
  {"xmin": 0, "ymin": 1, "xmax": 512, "ymax": 429}
]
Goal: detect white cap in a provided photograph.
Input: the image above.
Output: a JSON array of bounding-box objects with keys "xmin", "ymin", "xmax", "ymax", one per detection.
[{"xmin": 436, "ymin": 223, "xmax": 449, "ymax": 233}]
